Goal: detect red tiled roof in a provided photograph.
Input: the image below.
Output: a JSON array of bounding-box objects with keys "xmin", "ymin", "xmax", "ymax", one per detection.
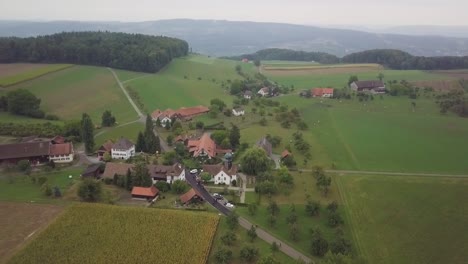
[
  {"xmin": 131, "ymin": 186, "xmax": 159, "ymax": 197},
  {"xmin": 177, "ymin": 106, "xmax": 210, "ymax": 118},
  {"xmin": 180, "ymin": 188, "xmax": 202, "ymax": 204},
  {"xmin": 49, "ymin": 143, "xmax": 73, "ymax": 156},
  {"xmin": 281, "ymin": 149, "xmax": 291, "ymax": 159},
  {"xmin": 99, "ymin": 140, "xmax": 114, "ymax": 152},
  {"xmin": 312, "ymin": 88, "xmax": 334, "ymax": 97},
  {"xmin": 188, "ymin": 133, "xmax": 217, "ymax": 158}
]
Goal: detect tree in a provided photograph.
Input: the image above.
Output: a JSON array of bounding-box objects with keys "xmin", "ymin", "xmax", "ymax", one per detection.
[
  {"xmin": 81, "ymin": 113, "xmax": 95, "ymax": 154},
  {"xmin": 327, "ymin": 201, "xmax": 339, "ymax": 213},
  {"xmin": 226, "ymin": 212, "xmax": 239, "ymax": 230},
  {"xmin": 278, "ymin": 167, "xmax": 294, "ymax": 185},
  {"xmin": 221, "ymin": 231, "xmax": 237, "ymax": 246},
  {"xmin": 133, "ymin": 162, "xmax": 152, "ymax": 187},
  {"xmin": 101, "ymin": 110, "xmax": 116, "ymax": 127},
  {"xmin": 77, "ymin": 179, "xmax": 102, "ymax": 202},
  {"xmin": 286, "ymin": 204, "xmax": 298, "ymax": 225},
  {"xmin": 125, "ymin": 168, "xmax": 133, "ymax": 190},
  {"xmin": 214, "ymin": 248, "xmax": 232, "ymax": 264},
  {"xmin": 377, "ymin": 72, "xmax": 385, "ymax": 81},
  {"xmin": 247, "ymin": 225, "xmax": 257, "ymax": 242},
  {"xmin": 240, "ymin": 246, "xmax": 259, "ymax": 262},
  {"xmin": 331, "ymin": 236, "xmax": 352, "ymax": 255},
  {"xmin": 305, "ymin": 200, "xmax": 321, "ymax": 216},
  {"xmin": 229, "ymin": 125, "xmax": 241, "ymax": 149},
  {"xmin": 271, "ymin": 242, "xmax": 279, "ymax": 253},
  {"xmin": 230, "ymin": 80, "xmax": 243, "ymax": 95},
  {"xmin": 162, "ymin": 151, "xmax": 177, "ymax": 165},
  {"xmin": 200, "ymin": 172, "xmax": 212, "ymax": 183},
  {"xmin": 268, "ymin": 213, "xmax": 277, "ymax": 227},
  {"xmin": 248, "ymin": 203, "xmax": 258, "ymax": 216},
  {"xmin": 6, "ymin": 89, "xmax": 43, "ymax": 118},
  {"xmin": 254, "ymin": 59, "xmax": 261, "ymax": 67},
  {"xmin": 267, "ymin": 200, "xmax": 280, "ymax": 216},
  {"xmin": 172, "ymin": 179, "xmax": 189, "ymax": 194},
  {"xmin": 103, "ymin": 151, "xmax": 111, "ymax": 162},
  {"xmin": 260, "ymin": 117, "xmax": 268, "ymax": 126},
  {"xmin": 282, "ymin": 155, "xmax": 296, "ymax": 168},
  {"xmin": 289, "ymin": 222, "xmax": 300, "ymax": 241},
  {"xmin": 42, "ymin": 183, "xmax": 53, "ymax": 197},
  {"xmin": 53, "ymin": 186, "xmax": 62, "ymax": 197},
  {"xmin": 257, "ymin": 254, "xmax": 280, "ymax": 264},
  {"xmin": 166, "ymin": 135, "xmax": 174, "ymax": 146},
  {"xmin": 310, "ymin": 228, "xmax": 329, "ymax": 257},
  {"xmin": 348, "ymin": 75, "xmax": 359, "ymax": 86},
  {"xmin": 241, "ymin": 147, "xmax": 271, "ymax": 175},
  {"xmin": 210, "ymin": 98, "xmax": 226, "ymax": 111},
  {"xmin": 136, "ymin": 131, "xmax": 146, "ymax": 152},
  {"xmin": 312, "ymin": 165, "xmax": 325, "ymax": 179},
  {"xmin": 220, "ymin": 138, "xmax": 231, "ymax": 149},
  {"xmin": 316, "ymin": 174, "xmax": 332, "ymax": 196},
  {"xmin": 144, "ymin": 114, "xmax": 160, "ymax": 153},
  {"xmin": 17, "ymin": 159, "xmax": 31, "ymax": 174},
  {"xmin": 321, "ymin": 252, "xmax": 357, "ymax": 264},
  {"xmin": 195, "ymin": 121, "xmax": 204, "ymax": 129},
  {"xmin": 155, "ymin": 181, "xmax": 170, "ymax": 192},
  {"xmin": 328, "ymin": 211, "xmax": 343, "ymax": 227}
]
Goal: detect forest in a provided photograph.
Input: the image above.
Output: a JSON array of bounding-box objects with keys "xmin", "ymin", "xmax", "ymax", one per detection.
[
  {"xmin": 0, "ymin": 32, "xmax": 189, "ymax": 72},
  {"xmin": 225, "ymin": 48, "xmax": 340, "ymax": 64}
]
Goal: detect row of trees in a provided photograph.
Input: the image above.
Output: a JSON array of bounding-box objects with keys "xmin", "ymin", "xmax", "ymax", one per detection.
[
  {"xmin": 226, "ymin": 48, "xmax": 340, "ymax": 64},
  {"xmin": 0, "ymin": 31, "xmax": 189, "ymax": 72}
]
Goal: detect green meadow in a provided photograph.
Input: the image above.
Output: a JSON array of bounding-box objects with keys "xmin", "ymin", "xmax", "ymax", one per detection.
[
  {"xmin": 0, "ymin": 64, "xmax": 73, "ymax": 87},
  {"xmin": 1, "ymin": 66, "xmax": 138, "ymax": 124},
  {"xmin": 94, "ymin": 122, "xmax": 144, "ymax": 147},
  {"xmin": 337, "ymin": 174, "xmax": 468, "ymax": 264}
]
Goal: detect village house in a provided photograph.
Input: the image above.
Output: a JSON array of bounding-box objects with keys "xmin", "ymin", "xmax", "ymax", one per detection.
[
  {"xmin": 257, "ymin": 87, "xmax": 270, "ymax": 97},
  {"xmin": 97, "ymin": 140, "xmax": 113, "ymax": 160},
  {"xmin": 49, "ymin": 142, "xmax": 74, "ymax": 163},
  {"xmin": 312, "ymin": 88, "xmax": 334, "ymax": 98},
  {"xmin": 131, "ymin": 186, "xmax": 159, "ymax": 201},
  {"xmin": 111, "ymin": 137, "xmax": 135, "ymax": 160},
  {"xmin": 187, "ymin": 133, "xmax": 231, "ymax": 159},
  {"xmin": 256, "ymin": 137, "xmax": 273, "ymax": 157},
  {"xmin": 243, "ymin": 90, "xmax": 253, "ymax": 100},
  {"xmin": 203, "ymin": 162, "xmax": 238, "ymax": 185},
  {"xmin": 152, "ymin": 106, "xmax": 210, "ymax": 127},
  {"xmin": 102, "ymin": 162, "xmax": 186, "ymax": 184},
  {"xmin": 350, "ymin": 80, "xmax": 386, "ymax": 93},
  {"xmin": 232, "ymin": 107, "xmax": 245, "ymax": 116}
]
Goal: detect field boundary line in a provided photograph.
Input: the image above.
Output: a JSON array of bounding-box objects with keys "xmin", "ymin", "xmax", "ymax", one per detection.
[
  {"xmin": 122, "ymin": 74, "xmax": 151, "ymax": 84},
  {"xmin": 324, "ymin": 169, "xmax": 468, "ymax": 178},
  {"xmin": 1, "ymin": 65, "xmax": 74, "ymax": 88},
  {"xmin": 327, "ymin": 110, "xmax": 361, "ymax": 169},
  {"xmin": 107, "ymin": 68, "xmax": 143, "ymax": 118}
]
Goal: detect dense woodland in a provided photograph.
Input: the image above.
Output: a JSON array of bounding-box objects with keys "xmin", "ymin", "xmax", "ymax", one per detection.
[
  {"xmin": 0, "ymin": 32, "xmax": 189, "ymax": 72},
  {"xmin": 226, "ymin": 48, "xmax": 340, "ymax": 64}
]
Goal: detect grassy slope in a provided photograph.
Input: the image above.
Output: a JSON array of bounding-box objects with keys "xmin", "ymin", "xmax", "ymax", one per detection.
[
  {"xmin": 2, "ymin": 66, "xmax": 138, "ymax": 124},
  {"xmin": 337, "ymin": 174, "xmax": 468, "ymax": 264},
  {"xmin": 0, "ymin": 168, "xmax": 82, "ymax": 203},
  {"xmin": 126, "ymin": 55, "xmax": 255, "ymax": 111},
  {"xmin": 0, "ymin": 64, "xmax": 73, "ymax": 86},
  {"xmin": 94, "ymin": 122, "xmax": 144, "ymax": 147},
  {"xmin": 268, "ymin": 70, "xmax": 451, "ymax": 89}
]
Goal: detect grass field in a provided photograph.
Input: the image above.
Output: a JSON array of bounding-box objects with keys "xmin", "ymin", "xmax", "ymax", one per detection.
[
  {"xmin": 126, "ymin": 55, "xmax": 255, "ymax": 111},
  {"xmin": 337, "ymin": 174, "xmax": 468, "ymax": 264},
  {"xmin": 94, "ymin": 122, "xmax": 144, "ymax": 147},
  {"xmin": 0, "ymin": 202, "xmax": 63, "ymax": 264},
  {"xmin": 0, "ymin": 168, "xmax": 81, "ymax": 203},
  {"xmin": 1, "ymin": 66, "xmax": 138, "ymax": 124},
  {"xmin": 0, "ymin": 63, "xmax": 72, "ymax": 87},
  {"xmin": 9, "ymin": 204, "xmax": 219, "ymax": 264},
  {"xmin": 263, "ymin": 63, "xmax": 383, "ymax": 76}
]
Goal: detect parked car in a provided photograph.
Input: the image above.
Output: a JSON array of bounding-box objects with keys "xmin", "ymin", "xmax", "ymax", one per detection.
[
  {"xmin": 225, "ymin": 203, "xmax": 235, "ymax": 208},
  {"xmin": 190, "ymin": 169, "xmax": 198, "ymax": 174},
  {"xmin": 213, "ymin": 193, "xmax": 223, "ymax": 200}
]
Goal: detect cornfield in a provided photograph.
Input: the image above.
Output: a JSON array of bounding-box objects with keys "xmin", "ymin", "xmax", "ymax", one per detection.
[{"xmin": 9, "ymin": 204, "xmax": 219, "ymax": 264}]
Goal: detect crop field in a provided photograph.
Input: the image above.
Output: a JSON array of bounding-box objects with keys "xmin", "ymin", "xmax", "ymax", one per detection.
[
  {"xmin": 0, "ymin": 202, "xmax": 63, "ymax": 264},
  {"xmin": 126, "ymin": 55, "xmax": 255, "ymax": 111},
  {"xmin": 432, "ymin": 69, "xmax": 468, "ymax": 79},
  {"xmin": 9, "ymin": 204, "xmax": 219, "ymax": 264},
  {"xmin": 0, "ymin": 63, "xmax": 72, "ymax": 87},
  {"xmin": 267, "ymin": 70, "xmax": 451, "ymax": 89},
  {"xmin": 273, "ymin": 95, "xmax": 468, "ymax": 174},
  {"xmin": 263, "ymin": 63, "xmax": 383, "ymax": 76},
  {"xmin": 2, "ymin": 66, "xmax": 138, "ymax": 124},
  {"xmin": 337, "ymin": 174, "xmax": 468, "ymax": 264}
]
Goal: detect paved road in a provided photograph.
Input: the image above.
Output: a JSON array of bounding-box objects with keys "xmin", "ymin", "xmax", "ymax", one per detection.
[
  {"xmin": 107, "ymin": 68, "xmax": 143, "ymax": 118},
  {"xmin": 185, "ymin": 172, "xmax": 312, "ymax": 263}
]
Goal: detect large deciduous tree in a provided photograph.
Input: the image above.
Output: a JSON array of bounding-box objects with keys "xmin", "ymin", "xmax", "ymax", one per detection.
[
  {"xmin": 6, "ymin": 89, "xmax": 44, "ymax": 118},
  {"xmin": 101, "ymin": 110, "xmax": 116, "ymax": 127},
  {"xmin": 241, "ymin": 147, "xmax": 270, "ymax": 175}
]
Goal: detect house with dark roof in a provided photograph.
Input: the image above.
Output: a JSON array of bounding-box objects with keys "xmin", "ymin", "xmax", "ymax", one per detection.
[
  {"xmin": 203, "ymin": 163, "xmax": 238, "ymax": 185},
  {"xmin": 350, "ymin": 80, "xmax": 386, "ymax": 93},
  {"xmin": 243, "ymin": 90, "xmax": 253, "ymax": 100},
  {"xmin": 81, "ymin": 163, "xmax": 104, "ymax": 178},
  {"xmin": 111, "ymin": 138, "xmax": 135, "ymax": 160},
  {"xmin": 0, "ymin": 141, "xmax": 50, "ymax": 164},
  {"xmin": 131, "ymin": 186, "xmax": 159, "ymax": 200},
  {"xmin": 256, "ymin": 137, "xmax": 273, "ymax": 157}
]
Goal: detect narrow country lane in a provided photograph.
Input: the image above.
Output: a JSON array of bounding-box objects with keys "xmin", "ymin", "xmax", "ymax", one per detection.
[{"xmin": 107, "ymin": 68, "xmax": 143, "ymax": 118}]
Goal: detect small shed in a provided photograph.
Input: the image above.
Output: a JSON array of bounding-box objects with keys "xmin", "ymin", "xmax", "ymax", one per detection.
[
  {"xmin": 131, "ymin": 186, "xmax": 159, "ymax": 200},
  {"xmin": 180, "ymin": 188, "xmax": 203, "ymax": 204},
  {"xmin": 81, "ymin": 163, "xmax": 104, "ymax": 178}
]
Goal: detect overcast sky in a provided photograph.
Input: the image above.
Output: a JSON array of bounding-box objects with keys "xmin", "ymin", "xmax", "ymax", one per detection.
[{"xmin": 1, "ymin": 0, "xmax": 467, "ymax": 26}]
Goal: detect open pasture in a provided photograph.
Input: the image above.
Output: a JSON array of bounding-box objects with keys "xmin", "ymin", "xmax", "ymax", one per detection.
[
  {"xmin": 0, "ymin": 202, "xmax": 63, "ymax": 264},
  {"xmin": 3, "ymin": 66, "xmax": 138, "ymax": 124},
  {"xmin": 9, "ymin": 204, "xmax": 219, "ymax": 264},
  {"xmin": 337, "ymin": 174, "xmax": 468, "ymax": 264},
  {"xmin": 0, "ymin": 63, "xmax": 72, "ymax": 87},
  {"xmin": 94, "ymin": 122, "xmax": 144, "ymax": 148}
]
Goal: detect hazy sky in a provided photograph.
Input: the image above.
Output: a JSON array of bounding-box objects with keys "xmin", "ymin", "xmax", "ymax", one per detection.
[{"xmin": 1, "ymin": 0, "xmax": 467, "ymax": 26}]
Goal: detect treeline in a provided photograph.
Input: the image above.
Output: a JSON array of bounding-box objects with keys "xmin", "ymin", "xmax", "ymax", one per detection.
[
  {"xmin": 342, "ymin": 49, "xmax": 468, "ymax": 70},
  {"xmin": 0, "ymin": 31, "xmax": 189, "ymax": 73},
  {"xmin": 225, "ymin": 48, "xmax": 340, "ymax": 64}
]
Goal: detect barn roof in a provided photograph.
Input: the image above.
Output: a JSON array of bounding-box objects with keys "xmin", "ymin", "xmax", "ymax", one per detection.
[{"xmin": 0, "ymin": 141, "xmax": 50, "ymax": 160}]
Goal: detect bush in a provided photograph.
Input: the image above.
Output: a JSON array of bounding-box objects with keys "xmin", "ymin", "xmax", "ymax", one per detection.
[
  {"xmin": 37, "ymin": 176, "xmax": 48, "ymax": 185},
  {"xmin": 78, "ymin": 179, "xmax": 103, "ymax": 202},
  {"xmin": 155, "ymin": 181, "xmax": 170, "ymax": 192},
  {"xmin": 45, "ymin": 114, "xmax": 60, "ymax": 120},
  {"xmin": 17, "ymin": 159, "xmax": 31, "ymax": 174},
  {"xmin": 42, "ymin": 183, "xmax": 52, "ymax": 197}
]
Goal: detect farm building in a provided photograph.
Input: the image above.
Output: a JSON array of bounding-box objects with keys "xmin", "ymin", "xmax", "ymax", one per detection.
[
  {"xmin": 232, "ymin": 107, "xmax": 245, "ymax": 116},
  {"xmin": 281, "ymin": 149, "xmax": 291, "ymax": 159},
  {"xmin": 152, "ymin": 106, "xmax": 210, "ymax": 127},
  {"xmin": 257, "ymin": 87, "xmax": 270, "ymax": 97},
  {"xmin": 202, "ymin": 162, "xmax": 238, "ymax": 185},
  {"xmin": 131, "ymin": 186, "xmax": 159, "ymax": 200},
  {"xmin": 81, "ymin": 163, "xmax": 104, "ymax": 178},
  {"xmin": 242, "ymin": 58, "xmax": 249, "ymax": 63},
  {"xmin": 97, "ymin": 140, "xmax": 113, "ymax": 160},
  {"xmin": 312, "ymin": 88, "xmax": 334, "ymax": 98},
  {"xmin": 102, "ymin": 162, "xmax": 186, "ymax": 184},
  {"xmin": 49, "ymin": 142, "xmax": 74, "ymax": 163},
  {"xmin": 187, "ymin": 133, "xmax": 231, "ymax": 159},
  {"xmin": 256, "ymin": 137, "xmax": 273, "ymax": 157},
  {"xmin": 243, "ymin": 90, "xmax": 253, "ymax": 99},
  {"xmin": 111, "ymin": 137, "xmax": 135, "ymax": 160},
  {"xmin": 180, "ymin": 188, "xmax": 203, "ymax": 204},
  {"xmin": 102, "ymin": 162, "xmax": 135, "ymax": 178},
  {"xmin": 0, "ymin": 137, "xmax": 74, "ymax": 164},
  {"xmin": 350, "ymin": 80, "xmax": 386, "ymax": 93}
]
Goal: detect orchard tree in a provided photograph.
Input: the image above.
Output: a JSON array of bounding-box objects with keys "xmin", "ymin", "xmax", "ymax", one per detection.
[
  {"xmin": 305, "ymin": 200, "xmax": 321, "ymax": 216},
  {"xmin": 241, "ymin": 147, "xmax": 271, "ymax": 175},
  {"xmin": 81, "ymin": 113, "xmax": 95, "ymax": 154},
  {"xmin": 248, "ymin": 203, "xmax": 258, "ymax": 216},
  {"xmin": 226, "ymin": 212, "xmax": 239, "ymax": 230},
  {"xmin": 214, "ymin": 248, "xmax": 232, "ymax": 264},
  {"xmin": 240, "ymin": 246, "xmax": 259, "ymax": 262},
  {"xmin": 247, "ymin": 225, "xmax": 257, "ymax": 242},
  {"xmin": 310, "ymin": 228, "xmax": 329, "ymax": 257},
  {"xmin": 221, "ymin": 231, "xmax": 237, "ymax": 246},
  {"xmin": 267, "ymin": 200, "xmax": 280, "ymax": 216}
]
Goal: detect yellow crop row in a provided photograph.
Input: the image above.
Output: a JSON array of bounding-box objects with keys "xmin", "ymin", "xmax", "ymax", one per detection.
[{"xmin": 9, "ymin": 204, "xmax": 219, "ymax": 264}]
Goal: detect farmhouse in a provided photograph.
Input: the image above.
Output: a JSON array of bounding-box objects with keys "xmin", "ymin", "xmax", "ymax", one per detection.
[
  {"xmin": 243, "ymin": 90, "xmax": 253, "ymax": 99},
  {"xmin": 0, "ymin": 137, "xmax": 74, "ymax": 164},
  {"xmin": 242, "ymin": 58, "xmax": 249, "ymax": 63},
  {"xmin": 312, "ymin": 88, "xmax": 334, "ymax": 98},
  {"xmin": 97, "ymin": 140, "xmax": 113, "ymax": 159},
  {"xmin": 351, "ymin": 80, "xmax": 386, "ymax": 93},
  {"xmin": 180, "ymin": 188, "xmax": 203, "ymax": 204},
  {"xmin": 49, "ymin": 142, "xmax": 74, "ymax": 163},
  {"xmin": 152, "ymin": 106, "xmax": 210, "ymax": 127},
  {"xmin": 202, "ymin": 162, "xmax": 238, "ymax": 185},
  {"xmin": 148, "ymin": 164, "xmax": 186, "ymax": 184},
  {"xmin": 187, "ymin": 133, "xmax": 231, "ymax": 159},
  {"xmin": 232, "ymin": 107, "xmax": 245, "ymax": 116},
  {"xmin": 131, "ymin": 186, "xmax": 159, "ymax": 200},
  {"xmin": 111, "ymin": 137, "xmax": 135, "ymax": 160},
  {"xmin": 258, "ymin": 87, "xmax": 270, "ymax": 97},
  {"xmin": 256, "ymin": 137, "xmax": 273, "ymax": 157}
]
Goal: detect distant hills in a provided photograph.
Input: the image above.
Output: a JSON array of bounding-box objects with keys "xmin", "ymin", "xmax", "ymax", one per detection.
[{"xmin": 1, "ymin": 19, "xmax": 468, "ymax": 57}]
